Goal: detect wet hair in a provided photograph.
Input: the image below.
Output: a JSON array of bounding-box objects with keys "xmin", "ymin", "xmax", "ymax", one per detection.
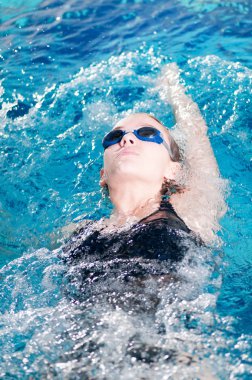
[
  {"xmin": 161, "ymin": 178, "xmax": 184, "ymax": 197},
  {"xmin": 148, "ymin": 114, "xmax": 185, "ymax": 196},
  {"xmin": 148, "ymin": 114, "xmax": 181, "ymax": 162}
]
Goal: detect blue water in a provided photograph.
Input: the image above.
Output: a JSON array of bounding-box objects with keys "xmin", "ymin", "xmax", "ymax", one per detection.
[{"xmin": 0, "ymin": 0, "xmax": 252, "ymax": 378}]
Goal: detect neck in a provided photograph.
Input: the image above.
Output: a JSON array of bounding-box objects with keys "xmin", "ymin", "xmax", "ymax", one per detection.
[{"xmin": 108, "ymin": 180, "xmax": 162, "ymax": 225}]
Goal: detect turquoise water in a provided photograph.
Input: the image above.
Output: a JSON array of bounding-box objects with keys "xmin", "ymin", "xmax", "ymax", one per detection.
[{"xmin": 0, "ymin": 0, "xmax": 251, "ymax": 378}]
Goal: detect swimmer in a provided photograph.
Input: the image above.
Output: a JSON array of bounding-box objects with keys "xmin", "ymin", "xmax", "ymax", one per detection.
[
  {"xmin": 58, "ymin": 63, "xmax": 226, "ymax": 375},
  {"xmin": 61, "ymin": 63, "xmax": 226, "ymax": 305}
]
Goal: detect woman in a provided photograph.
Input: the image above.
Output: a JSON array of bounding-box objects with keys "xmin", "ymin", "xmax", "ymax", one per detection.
[{"xmin": 61, "ymin": 63, "xmax": 226, "ymax": 309}]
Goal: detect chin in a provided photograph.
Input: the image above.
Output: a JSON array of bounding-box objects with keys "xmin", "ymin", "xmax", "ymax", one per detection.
[
  {"xmin": 116, "ymin": 167, "xmax": 141, "ymax": 179},
  {"xmin": 113, "ymin": 167, "xmax": 157, "ymax": 184}
]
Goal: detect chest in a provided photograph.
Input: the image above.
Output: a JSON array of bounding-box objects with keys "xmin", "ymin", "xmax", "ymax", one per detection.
[{"xmin": 63, "ymin": 221, "xmax": 192, "ymax": 265}]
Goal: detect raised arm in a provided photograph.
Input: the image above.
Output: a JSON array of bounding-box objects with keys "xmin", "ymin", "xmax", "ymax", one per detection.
[{"xmin": 157, "ymin": 63, "xmax": 227, "ymax": 244}]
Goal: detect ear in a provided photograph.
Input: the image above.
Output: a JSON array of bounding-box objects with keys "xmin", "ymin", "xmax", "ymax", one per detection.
[
  {"xmin": 164, "ymin": 161, "xmax": 181, "ymax": 180},
  {"xmin": 99, "ymin": 168, "xmax": 107, "ymax": 187}
]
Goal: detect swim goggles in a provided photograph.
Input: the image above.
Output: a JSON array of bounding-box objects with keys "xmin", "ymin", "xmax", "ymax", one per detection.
[{"xmin": 102, "ymin": 126, "xmax": 172, "ymax": 157}]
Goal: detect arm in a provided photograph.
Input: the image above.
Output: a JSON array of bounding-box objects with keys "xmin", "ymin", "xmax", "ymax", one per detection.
[{"xmin": 158, "ymin": 63, "xmax": 227, "ymax": 244}]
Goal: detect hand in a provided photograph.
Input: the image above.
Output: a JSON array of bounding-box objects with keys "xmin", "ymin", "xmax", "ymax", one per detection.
[
  {"xmin": 160, "ymin": 63, "xmax": 181, "ymax": 87},
  {"xmin": 156, "ymin": 63, "xmax": 186, "ymax": 105}
]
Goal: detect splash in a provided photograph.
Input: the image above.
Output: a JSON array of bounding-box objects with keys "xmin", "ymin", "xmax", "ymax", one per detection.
[{"xmin": 1, "ymin": 51, "xmax": 251, "ymax": 378}]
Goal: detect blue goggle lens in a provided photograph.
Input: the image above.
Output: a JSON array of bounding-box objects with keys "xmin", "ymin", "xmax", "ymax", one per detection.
[{"xmin": 102, "ymin": 127, "xmax": 162, "ymax": 150}]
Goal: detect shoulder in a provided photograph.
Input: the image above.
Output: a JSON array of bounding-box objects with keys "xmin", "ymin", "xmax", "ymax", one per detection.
[{"xmin": 61, "ymin": 219, "xmax": 94, "ymax": 239}]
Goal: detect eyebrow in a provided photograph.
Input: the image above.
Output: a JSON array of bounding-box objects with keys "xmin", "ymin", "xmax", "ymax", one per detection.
[{"xmin": 113, "ymin": 123, "xmax": 156, "ymax": 131}]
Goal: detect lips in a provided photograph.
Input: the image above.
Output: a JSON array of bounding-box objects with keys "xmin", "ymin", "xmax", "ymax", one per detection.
[{"xmin": 116, "ymin": 148, "xmax": 139, "ymax": 157}]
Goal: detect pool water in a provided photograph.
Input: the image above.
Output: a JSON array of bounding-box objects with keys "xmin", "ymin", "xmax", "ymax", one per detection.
[{"xmin": 0, "ymin": 0, "xmax": 251, "ymax": 378}]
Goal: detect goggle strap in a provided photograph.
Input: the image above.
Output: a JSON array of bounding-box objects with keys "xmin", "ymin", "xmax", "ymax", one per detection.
[{"xmin": 162, "ymin": 139, "xmax": 173, "ymax": 158}]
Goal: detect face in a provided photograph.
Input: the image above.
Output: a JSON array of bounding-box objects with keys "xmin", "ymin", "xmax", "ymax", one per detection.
[{"xmin": 101, "ymin": 113, "xmax": 179, "ymax": 189}]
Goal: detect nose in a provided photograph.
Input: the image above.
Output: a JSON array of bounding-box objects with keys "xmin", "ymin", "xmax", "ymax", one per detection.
[{"xmin": 120, "ymin": 131, "xmax": 136, "ymax": 147}]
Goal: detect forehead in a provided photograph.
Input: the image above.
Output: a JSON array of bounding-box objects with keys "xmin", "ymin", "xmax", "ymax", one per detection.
[
  {"xmin": 113, "ymin": 114, "xmax": 170, "ymax": 139},
  {"xmin": 114, "ymin": 114, "xmax": 163, "ymax": 130}
]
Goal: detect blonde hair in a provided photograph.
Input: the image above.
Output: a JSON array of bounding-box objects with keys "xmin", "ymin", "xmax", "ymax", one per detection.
[
  {"xmin": 148, "ymin": 114, "xmax": 185, "ymax": 196},
  {"xmin": 148, "ymin": 114, "xmax": 181, "ymax": 162}
]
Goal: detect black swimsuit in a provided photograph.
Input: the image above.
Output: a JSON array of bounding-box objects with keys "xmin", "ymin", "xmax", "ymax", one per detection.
[
  {"xmin": 62, "ymin": 201, "xmax": 198, "ymax": 263},
  {"xmin": 61, "ymin": 201, "xmax": 202, "ymax": 307}
]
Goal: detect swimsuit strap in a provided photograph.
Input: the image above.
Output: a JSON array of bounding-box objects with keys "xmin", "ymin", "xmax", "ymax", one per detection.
[
  {"xmin": 159, "ymin": 199, "xmax": 175, "ymax": 212},
  {"xmin": 138, "ymin": 199, "xmax": 184, "ymax": 225}
]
